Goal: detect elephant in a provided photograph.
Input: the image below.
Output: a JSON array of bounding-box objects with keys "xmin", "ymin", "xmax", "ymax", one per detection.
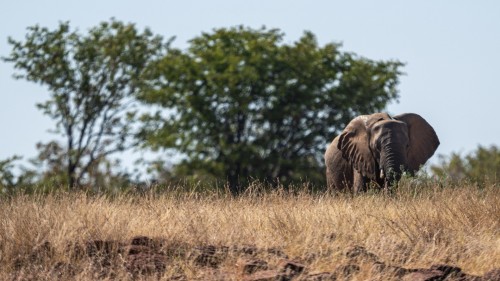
[{"xmin": 324, "ymin": 113, "xmax": 439, "ymax": 192}]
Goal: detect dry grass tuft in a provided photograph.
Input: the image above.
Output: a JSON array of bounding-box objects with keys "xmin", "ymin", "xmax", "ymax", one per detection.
[{"xmin": 0, "ymin": 181, "xmax": 498, "ymax": 280}]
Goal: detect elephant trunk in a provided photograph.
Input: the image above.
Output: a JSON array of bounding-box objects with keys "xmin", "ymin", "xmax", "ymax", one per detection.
[{"xmin": 379, "ymin": 141, "xmax": 408, "ymax": 187}]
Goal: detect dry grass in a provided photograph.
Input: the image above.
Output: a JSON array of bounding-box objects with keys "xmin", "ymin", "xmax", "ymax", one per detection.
[{"xmin": 0, "ymin": 181, "xmax": 499, "ymax": 280}]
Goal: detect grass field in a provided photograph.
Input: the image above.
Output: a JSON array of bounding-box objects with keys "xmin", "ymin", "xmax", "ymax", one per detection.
[{"xmin": 0, "ymin": 181, "xmax": 499, "ymax": 280}]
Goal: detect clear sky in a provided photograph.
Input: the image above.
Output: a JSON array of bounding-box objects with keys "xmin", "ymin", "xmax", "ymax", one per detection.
[{"xmin": 1, "ymin": 1, "xmax": 499, "ymax": 170}]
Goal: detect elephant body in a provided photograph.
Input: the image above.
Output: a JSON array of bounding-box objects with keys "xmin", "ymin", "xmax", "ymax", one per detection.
[{"xmin": 325, "ymin": 113, "xmax": 439, "ymax": 191}]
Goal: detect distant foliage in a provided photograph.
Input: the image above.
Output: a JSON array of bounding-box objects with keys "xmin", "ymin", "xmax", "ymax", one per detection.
[
  {"xmin": 0, "ymin": 156, "xmax": 21, "ymax": 192},
  {"xmin": 431, "ymin": 145, "xmax": 500, "ymax": 184},
  {"xmin": 0, "ymin": 144, "xmax": 133, "ymax": 194},
  {"xmin": 139, "ymin": 26, "xmax": 404, "ymax": 193}
]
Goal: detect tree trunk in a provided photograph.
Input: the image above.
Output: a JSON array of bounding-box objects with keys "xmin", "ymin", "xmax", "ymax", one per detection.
[
  {"xmin": 227, "ymin": 174, "xmax": 240, "ymax": 195},
  {"xmin": 68, "ymin": 162, "xmax": 76, "ymax": 190},
  {"xmin": 227, "ymin": 164, "xmax": 242, "ymax": 195}
]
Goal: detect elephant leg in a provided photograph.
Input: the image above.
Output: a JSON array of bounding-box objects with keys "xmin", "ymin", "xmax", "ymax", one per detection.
[
  {"xmin": 325, "ymin": 137, "xmax": 354, "ymax": 191},
  {"xmin": 326, "ymin": 166, "xmax": 351, "ymax": 191},
  {"xmin": 326, "ymin": 167, "xmax": 336, "ymax": 190},
  {"xmin": 352, "ymin": 170, "xmax": 366, "ymax": 193}
]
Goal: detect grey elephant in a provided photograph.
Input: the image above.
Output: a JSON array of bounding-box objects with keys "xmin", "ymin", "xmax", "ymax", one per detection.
[{"xmin": 325, "ymin": 113, "xmax": 440, "ymax": 192}]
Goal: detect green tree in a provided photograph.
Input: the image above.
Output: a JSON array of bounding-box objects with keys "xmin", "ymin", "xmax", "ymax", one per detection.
[
  {"xmin": 3, "ymin": 19, "xmax": 168, "ymax": 189},
  {"xmin": 0, "ymin": 156, "xmax": 38, "ymax": 193},
  {"xmin": 432, "ymin": 145, "xmax": 500, "ymax": 184},
  {"xmin": 0, "ymin": 142, "xmax": 133, "ymax": 194},
  {"xmin": 28, "ymin": 141, "xmax": 133, "ymax": 191},
  {"xmin": 0, "ymin": 155, "xmax": 22, "ymax": 192},
  {"xmin": 139, "ymin": 26, "xmax": 403, "ymax": 193}
]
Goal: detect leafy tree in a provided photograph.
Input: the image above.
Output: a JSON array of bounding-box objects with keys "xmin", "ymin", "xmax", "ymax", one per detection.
[
  {"xmin": 3, "ymin": 19, "xmax": 168, "ymax": 189},
  {"xmin": 432, "ymin": 145, "xmax": 500, "ymax": 184},
  {"xmin": 139, "ymin": 26, "xmax": 403, "ymax": 193},
  {"xmin": 0, "ymin": 142, "xmax": 133, "ymax": 194},
  {"xmin": 0, "ymin": 156, "xmax": 38, "ymax": 193},
  {"xmin": 32, "ymin": 141, "xmax": 68, "ymax": 186},
  {"xmin": 0, "ymin": 155, "xmax": 22, "ymax": 192},
  {"xmin": 28, "ymin": 141, "xmax": 133, "ymax": 191}
]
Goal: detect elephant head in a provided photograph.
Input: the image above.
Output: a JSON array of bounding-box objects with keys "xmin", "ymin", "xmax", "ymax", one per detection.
[{"xmin": 337, "ymin": 113, "xmax": 439, "ymax": 188}]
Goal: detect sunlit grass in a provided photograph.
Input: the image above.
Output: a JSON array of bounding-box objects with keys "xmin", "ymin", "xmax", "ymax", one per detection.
[{"xmin": 0, "ymin": 180, "xmax": 498, "ymax": 280}]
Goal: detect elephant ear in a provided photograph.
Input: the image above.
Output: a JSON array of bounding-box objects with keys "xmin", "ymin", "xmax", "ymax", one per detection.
[
  {"xmin": 393, "ymin": 113, "xmax": 440, "ymax": 172},
  {"xmin": 337, "ymin": 115, "xmax": 377, "ymax": 178}
]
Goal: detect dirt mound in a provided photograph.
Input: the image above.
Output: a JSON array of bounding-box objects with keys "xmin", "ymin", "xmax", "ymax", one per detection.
[{"xmin": 10, "ymin": 237, "xmax": 499, "ymax": 280}]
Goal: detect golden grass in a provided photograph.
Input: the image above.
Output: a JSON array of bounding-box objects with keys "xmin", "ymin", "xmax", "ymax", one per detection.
[{"xmin": 0, "ymin": 182, "xmax": 499, "ymax": 280}]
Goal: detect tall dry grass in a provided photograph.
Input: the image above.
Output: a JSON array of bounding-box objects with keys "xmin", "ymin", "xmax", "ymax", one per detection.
[{"xmin": 0, "ymin": 181, "xmax": 499, "ymax": 280}]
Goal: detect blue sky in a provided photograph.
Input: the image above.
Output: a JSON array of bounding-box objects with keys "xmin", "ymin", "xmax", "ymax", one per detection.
[{"xmin": 1, "ymin": 1, "xmax": 499, "ymax": 171}]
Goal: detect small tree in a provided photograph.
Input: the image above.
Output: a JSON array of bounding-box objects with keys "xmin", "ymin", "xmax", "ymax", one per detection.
[
  {"xmin": 4, "ymin": 20, "xmax": 168, "ymax": 189},
  {"xmin": 0, "ymin": 156, "xmax": 22, "ymax": 192},
  {"xmin": 27, "ymin": 141, "xmax": 133, "ymax": 190},
  {"xmin": 139, "ymin": 26, "xmax": 403, "ymax": 193},
  {"xmin": 0, "ymin": 155, "xmax": 39, "ymax": 193},
  {"xmin": 432, "ymin": 145, "xmax": 500, "ymax": 184}
]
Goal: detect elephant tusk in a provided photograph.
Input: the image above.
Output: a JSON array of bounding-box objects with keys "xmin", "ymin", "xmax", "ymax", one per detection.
[{"xmin": 380, "ymin": 169, "xmax": 385, "ymax": 179}]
